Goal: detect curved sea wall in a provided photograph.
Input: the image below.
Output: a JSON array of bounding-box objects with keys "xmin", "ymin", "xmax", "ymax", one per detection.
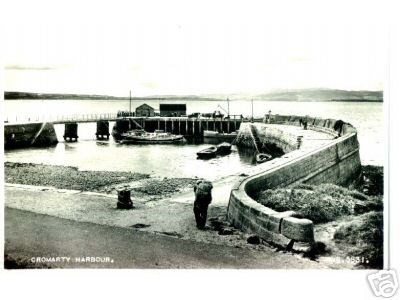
[
  {"xmin": 4, "ymin": 123, "xmax": 58, "ymax": 149},
  {"xmin": 228, "ymin": 115, "xmax": 362, "ymax": 244}
]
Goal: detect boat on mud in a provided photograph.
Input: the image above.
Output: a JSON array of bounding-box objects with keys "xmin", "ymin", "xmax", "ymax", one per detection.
[
  {"xmin": 203, "ymin": 130, "xmax": 238, "ymax": 143},
  {"xmin": 197, "ymin": 146, "xmax": 218, "ymax": 159},
  {"xmin": 197, "ymin": 142, "xmax": 232, "ymax": 159},
  {"xmin": 216, "ymin": 142, "xmax": 232, "ymax": 155},
  {"xmin": 256, "ymin": 153, "xmax": 273, "ymax": 164},
  {"xmin": 120, "ymin": 129, "xmax": 185, "ymax": 144}
]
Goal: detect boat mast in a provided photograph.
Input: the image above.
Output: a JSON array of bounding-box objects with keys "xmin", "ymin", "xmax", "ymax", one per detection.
[
  {"xmin": 251, "ymin": 99, "xmax": 254, "ymax": 122},
  {"xmin": 129, "ymin": 90, "xmax": 132, "ymax": 114},
  {"xmin": 227, "ymin": 97, "xmax": 230, "ymax": 117}
]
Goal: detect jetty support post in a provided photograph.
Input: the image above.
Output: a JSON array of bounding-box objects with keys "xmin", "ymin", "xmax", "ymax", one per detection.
[
  {"xmin": 63, "ymin": 123, "xmax": 79, "ymax": 142},
  {"xmin": 96, "ymin": 121, "xmax": 110, "ymax": 140}
]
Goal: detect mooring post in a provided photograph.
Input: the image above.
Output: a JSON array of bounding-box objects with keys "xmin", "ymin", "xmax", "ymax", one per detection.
[{"xmin": 199, "ymin": 119, "xmax": 202, "ymax": 134}]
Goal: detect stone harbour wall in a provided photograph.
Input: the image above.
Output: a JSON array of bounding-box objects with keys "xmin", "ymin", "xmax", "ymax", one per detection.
[
  {"xmin": 228, "ymin": 115, "xmax": 361, "ymax": 244},
  {"xmin": 4, "ymin": 122, "xmax": 58, "ymax": 149},
  {"xmin": 235, "ymin": 123, "xmax": 298, "ymax": 153}
]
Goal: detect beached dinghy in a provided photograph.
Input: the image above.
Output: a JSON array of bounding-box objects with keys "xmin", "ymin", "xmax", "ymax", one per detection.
[
  {"xmin": 216, "ymin": 142, "xmax": 232, "ymax": 155},
  {"xmin": 197, "ymin": 146, "xmax": 218, "ymax": 159}
]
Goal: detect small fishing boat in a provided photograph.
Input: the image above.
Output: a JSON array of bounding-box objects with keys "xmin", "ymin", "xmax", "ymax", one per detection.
[
  {"xmin": 120, "ymin": 129, "xmax": 185, "ymax": 144},
  {"xmin": 256, "ymin": 153, "xmax": 273, "ymax": 164},
  {"xmin": 216, "ymin": 142, "xmax": 232, "ymax": 155},
  {"xmin": 197, "ymin": 146, "xmax": 218, "ymax": 159},
  {"xmin": 203, "ymin": 130, "xmax": 238, "ymax": 143}
]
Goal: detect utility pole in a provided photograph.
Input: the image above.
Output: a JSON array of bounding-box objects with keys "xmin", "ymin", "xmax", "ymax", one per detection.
[{"xmin": 129, "ymin": 90, "xmax": 132, "ymax": 114}]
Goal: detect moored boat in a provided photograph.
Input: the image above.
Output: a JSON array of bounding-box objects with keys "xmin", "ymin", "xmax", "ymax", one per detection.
[
  {"xmin": 120, "ymin": 129, "xmax": 185, "ymax": 144},
  {"xmin": 216, "ymin": 142, "xmax": 232, "ymax": 155},
  {"xmin": 197, "ymin": 146, "xmax": 218, "ymax": 159},
  {"xmin": 203, "ymin": 130, "xmax": 238, "ymax": 143},
  {"xmin": 256, "ymin": 153, "xmax": 273, "ymax": 164}
]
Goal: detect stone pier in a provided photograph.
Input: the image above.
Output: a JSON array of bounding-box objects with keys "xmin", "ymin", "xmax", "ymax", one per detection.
[{"xmin": 228, "ymin": 115, "xmax": 362, "ymax": 247}]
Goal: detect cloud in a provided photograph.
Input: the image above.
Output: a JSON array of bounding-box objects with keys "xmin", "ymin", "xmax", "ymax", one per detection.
[
  {"xmin": 288, "ymin": 56, "xmax": 312, "ymax": 63},
  {"xmin": 5, "ymin": 64, "xmax": 61, "ymax": 70},
  {"xmin": 140, "ymin": 81, "xmax": 159, "ymax": 90}
]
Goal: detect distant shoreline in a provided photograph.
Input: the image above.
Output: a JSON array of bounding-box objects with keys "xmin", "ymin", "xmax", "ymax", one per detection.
[{"xmin": 4, "ymin": 90, "xmax": 383, "ymax": 102}]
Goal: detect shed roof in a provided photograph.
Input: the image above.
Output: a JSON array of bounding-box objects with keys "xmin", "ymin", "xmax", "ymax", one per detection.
[
  {"xmin": 159, "ymin": 104, "xmax": 187, "ymax": 110},
  {"xmin": 136, "ymin": 103, "xmax": 154, "ymax": 110}
]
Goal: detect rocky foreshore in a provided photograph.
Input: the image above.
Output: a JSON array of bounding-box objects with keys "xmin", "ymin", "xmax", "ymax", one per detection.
[{"xmin": 4, "ymin": 162, "xmax": 198, "ymax": 199}]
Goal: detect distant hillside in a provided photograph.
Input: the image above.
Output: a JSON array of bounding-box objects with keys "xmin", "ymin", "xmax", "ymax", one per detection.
[
  {"xmin": 3, "ymin": 91, "xmax": 218, "ymax": 101},
  {"xmin": 251, "ymin": 89, "xmax": 383, "ymax": 102},
  {"xmin": 203, "ymin": 89, "xmax": 383, "ymax": 102},
  {"xmin": 4, "ymin": 91, "xmax": 127, "ymax": 100},
  {"xmin": 4, "ymin": 88, "xmax": 383, "ymax": 102}
]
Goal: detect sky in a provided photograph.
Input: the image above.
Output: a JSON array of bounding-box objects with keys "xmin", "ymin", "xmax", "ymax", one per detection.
[{"xmin": 2, "ymin": 0, "xmax": 387, "ymax": 96}]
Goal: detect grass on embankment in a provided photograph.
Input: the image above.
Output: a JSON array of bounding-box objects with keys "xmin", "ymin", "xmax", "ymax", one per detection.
[
  {"xmin": 334, "ymin": 211, "xmax": 383, "ymax": 268},
  {"xmin": 256, "ymin": 166, "xmax": 384, "ymax": 268},
  {"xmin": 258, "ymin": 183, "xmax": 383, "ymax": 224}
]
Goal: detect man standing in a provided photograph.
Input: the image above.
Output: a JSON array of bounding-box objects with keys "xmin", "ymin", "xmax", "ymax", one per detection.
[{"xmin": 193, "ymin": 180, "xmax": 213, "ymax": 229}]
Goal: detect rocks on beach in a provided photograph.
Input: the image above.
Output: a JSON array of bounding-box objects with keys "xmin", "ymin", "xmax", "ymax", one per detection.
[
  {"xmin": 5, "ymin": 162, "xmax": 149, "ymax": 191},
  {"xmin": 4, "ymin": 162, "xmax": 200, "ymax": 201}
]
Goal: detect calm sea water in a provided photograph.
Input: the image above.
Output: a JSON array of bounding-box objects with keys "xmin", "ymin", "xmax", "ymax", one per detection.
[{"xmin": 4, "ymin": 99, "xmax": 384, "ymax": 179}]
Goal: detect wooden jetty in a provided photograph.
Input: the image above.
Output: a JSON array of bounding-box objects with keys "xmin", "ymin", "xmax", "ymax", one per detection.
[{"xmin": 112, "ymin": 116, "xmax": 242, "ymax": 138}]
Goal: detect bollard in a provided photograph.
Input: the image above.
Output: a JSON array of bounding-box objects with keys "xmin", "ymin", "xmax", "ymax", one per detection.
[{"xmin": 117, "ymin": 189, "xmax": 133, "ymax": 209}]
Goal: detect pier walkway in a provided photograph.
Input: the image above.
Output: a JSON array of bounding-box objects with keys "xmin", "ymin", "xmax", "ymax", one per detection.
[{"xmin": 4, "ymin": 113, "xmax": 118, "ymax": 125}]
